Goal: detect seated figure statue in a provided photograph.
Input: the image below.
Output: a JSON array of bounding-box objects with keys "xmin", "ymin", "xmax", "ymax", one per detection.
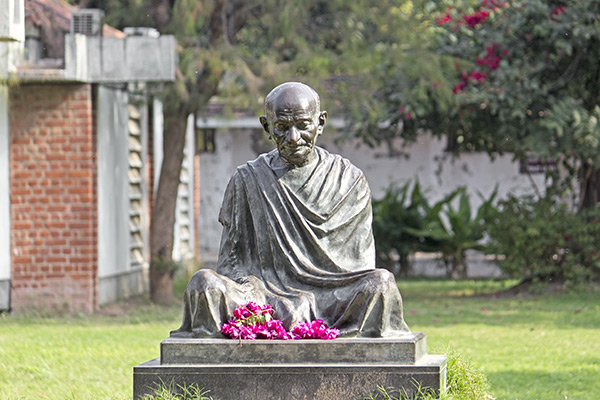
[{"xmin": 171, "ymin": 82, "xmax": 410, "ymax": 338}]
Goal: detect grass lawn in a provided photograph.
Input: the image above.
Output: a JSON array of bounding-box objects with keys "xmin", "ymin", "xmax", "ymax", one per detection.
[
  {"xmin": 399, "ymin": 279, "xmax": 600, "ymax": 400},
  {"xmin": 0, "ymin": 278, "xmax": 598, "ymax": 399}
]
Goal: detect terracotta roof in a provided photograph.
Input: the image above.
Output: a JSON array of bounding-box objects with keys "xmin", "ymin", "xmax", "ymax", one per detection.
[
  {"xmin": 25, "ymin": 0, "xmax": 72, "ymax": 32},
  {"xmin": 103, "ymin": 24, "xmax": 126, "ymax": 38}
]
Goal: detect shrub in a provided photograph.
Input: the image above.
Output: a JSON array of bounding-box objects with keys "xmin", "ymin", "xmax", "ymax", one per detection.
[
  {"xmin": 410, "ymin": 187, "xmax": 497, "ymax": 279},
  {"xmin": 487, "ymin": 196, "xmax": 600, "ymax": 287},
  {"xmin": 372, "ymin": 181, "xmax": 430, "ymax": 276},
  {"xmin": 373, "ymin": 183, "xmax": 498, "ymax": 279}
]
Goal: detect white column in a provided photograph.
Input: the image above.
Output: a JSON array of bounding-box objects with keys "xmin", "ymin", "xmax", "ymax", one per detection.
[
  {"xmin": 97, "ymin": 86, "xmax": 130, "ymax": 279},
  {"xmin": 0, "ymin": 84, "xmax": 11, "ymax": 310},
  {"xmin": 152, "ymin": 99, "xmax": 163, "ymax": 194}
]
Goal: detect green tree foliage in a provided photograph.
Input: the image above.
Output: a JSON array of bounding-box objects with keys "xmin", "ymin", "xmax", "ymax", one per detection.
[
  {"xmin": 75, "ymin": 0, "xmax": 441, "ymax": 301},
  {"xmin": 434, "ymin": 0, "xmax": 600, "ymax": 208},
  {"xmin": 351, "ymin": 0, "xmax": 600, "ymax": 208},
  {"xmin": 336, "ymin": 1, "xmax": 459, "ymax": 150}
]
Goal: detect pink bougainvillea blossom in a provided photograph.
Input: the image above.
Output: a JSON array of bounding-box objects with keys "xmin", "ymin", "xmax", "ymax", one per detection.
[
  {"xmin": 470, "ymin": 70, "xmax": 488, "ymax": 83},
  {"xmin": 221, "ymin": 303, "xmax": 338, "ymax": 340},
  {"xmin": 476, "ymin": 43, "xmax": 507, "ymax": 70},
  {"xmin": 552, "ymin": 6, "xmax": 567, "ymax": 16},
  {"xmin": 453, "ymin": 70, "xmax": 488, "ymax": 94},
  {"xmin": 463, "ymin": 10, "xmax": 490, "ymax": 28},
  {"xmin": 452, "ymin": 81, "xmax": 467, "ymax": 94},
  {"xmin": 453, "ymin": 42, "xmax": 509, "ymax": 95},
  {"xmin": 436, "ymin": 13, "xmax": 452, "ymax": 25}
]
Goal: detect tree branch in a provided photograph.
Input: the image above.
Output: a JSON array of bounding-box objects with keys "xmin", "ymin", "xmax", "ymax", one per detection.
[{"xmin": 547, "ymin": 49, "xmax": 584, "ymax": 94}]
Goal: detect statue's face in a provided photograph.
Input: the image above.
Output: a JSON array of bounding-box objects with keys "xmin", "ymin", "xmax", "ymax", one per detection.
[{"xmin": 262, "ymin": 89, "xmax": 327, "ymax": 166}]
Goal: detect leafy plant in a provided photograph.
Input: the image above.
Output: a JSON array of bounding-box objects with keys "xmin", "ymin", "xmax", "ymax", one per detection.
[
  {"xmin": 360, "ymin": 349, "xmax": 492, "ymax": 400},
  {"xmin": 372, "ymin": 181, "xmax": 430, "ymax": 276},
  {"xmin": 409, "ymin": 187, "xmax": 498, "ymax": 279},
  {"xmin": 487, "ymin": 195, "xmax": 600, "ymax": 288}
]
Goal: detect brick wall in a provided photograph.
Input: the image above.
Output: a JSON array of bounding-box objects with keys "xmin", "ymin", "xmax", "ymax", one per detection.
[{"xmin": 9, "ymin": 83, "xmax": 98, "ymax": 314}]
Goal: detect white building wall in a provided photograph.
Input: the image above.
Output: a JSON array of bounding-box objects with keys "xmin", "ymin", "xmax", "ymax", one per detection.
[
  {"xmin": 0, "ymin": 0, "xmax": 25, "ymax": 42},
  {"xmin": 196, "ymin": 122, "xmax": 546, "ymax": 270},
  {"xmin": 97, "ymin": 86, "xmax": 130, "ymax": 278},
  {"xmin": 96, "ymin": 86, "xmax": 149, "ymax": 304},
  {"xmin": 323, "ymin": 133, "xmax": 546, "ymax": 204},
  {"xmin": 0, "ymin": 85, "xmax": 11, "ymax": 310},
  {"xmin": 197, "ymin": 128, "xmax": 255, "ymax": 264}
]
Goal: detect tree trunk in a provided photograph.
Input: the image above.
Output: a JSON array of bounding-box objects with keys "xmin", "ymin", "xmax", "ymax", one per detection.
[
  {"xmin": 144, "ymin": 0, "xmax": 254, "ymax": 304},
  {"xmin": 149, "ymin": 110, "xmax": 188, "ymax": 304},
  {"xmin": 450, "ymin": 252, "xmax": 468, "ymax": 280},
  {"xmin": 579, "ymin": 161, "xmax": 600, "ymax": 210},
  {"xmin": 398, "ymin": 252, "xmax": 411, "ymax": 278}
]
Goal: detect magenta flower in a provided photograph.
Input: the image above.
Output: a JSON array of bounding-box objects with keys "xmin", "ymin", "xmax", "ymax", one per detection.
[
  {"xmin": 452, "ymin": 81, "xmax": 467, "ymax": 94},
  {"xmin": 221, "ymin": 303, "xmax": 338, "ymax": 340},
  {"xmin": 552, "ymin": 6, "xmax": 566, "ymax": 16},
  {"xmin": 291, "ymin": 319, "xmax": 339, "ymax": 340},
  {"xmin": 463, "ymin": 10, "xmax": 490, "ymax": 28},
  {"xmin": 436, "ymin": 13, "xmax": 452, "ymax": 25},
  {"xmin": 475, "ymin": 44, "xmax": 507, "ymax": 70}
]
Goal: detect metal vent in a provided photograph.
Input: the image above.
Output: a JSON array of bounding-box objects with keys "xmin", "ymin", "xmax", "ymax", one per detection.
[{"xmin": 71, "ymin": 9, "xmax": 104, "ymax": 36}]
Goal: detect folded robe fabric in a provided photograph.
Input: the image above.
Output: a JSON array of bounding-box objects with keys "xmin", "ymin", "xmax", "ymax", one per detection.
[{"xmin": 171, "ymin": 147, "xmax": 410, "ymax": 338}]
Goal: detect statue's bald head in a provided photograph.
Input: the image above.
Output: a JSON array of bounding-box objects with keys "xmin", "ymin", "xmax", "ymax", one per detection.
[
  {"xmin": 264, "ymin": 82, "xmax": 320, "ymax": 118},
  {"xmin": 260, "ymin": 82, "xmax": 327, "ymax": 167}
]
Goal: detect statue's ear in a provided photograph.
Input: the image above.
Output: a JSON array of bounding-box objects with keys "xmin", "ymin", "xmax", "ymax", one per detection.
[
  {"xmin": 318, "ymin": 111, "xmax": 328, "ymax": 134},
  {"xmin": 259, "ymin": 115, "xmax": 270, "ymax": 135}
]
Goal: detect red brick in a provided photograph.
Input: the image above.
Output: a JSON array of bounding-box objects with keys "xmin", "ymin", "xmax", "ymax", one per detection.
[
  {"xmin": 45, "ymin": 239, "xmax": 67, "ymax": 246},
  {"xmin": 12, "ymin": 256, "xmax": 33, "ymax": 264},
  {"xmin": 46, "ymin": 170, "xmax": 67, "ymax": 179},
  {"xmin": 10, "ymin": 84, "xmax": 98, "ymax": 314}
]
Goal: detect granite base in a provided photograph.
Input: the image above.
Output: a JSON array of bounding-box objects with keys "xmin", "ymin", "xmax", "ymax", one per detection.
[{"xmin": 133, "ymin": 333, "xmax": 447, "ymax": 399}]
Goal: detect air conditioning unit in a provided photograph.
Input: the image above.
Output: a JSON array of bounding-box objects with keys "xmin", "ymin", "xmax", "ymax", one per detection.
[{"xmin": 71, "ymin": 9, "xmax": 104, "ymax": 36}]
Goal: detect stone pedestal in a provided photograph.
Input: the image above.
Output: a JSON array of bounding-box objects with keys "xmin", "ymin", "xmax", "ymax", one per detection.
[{"xmin": 133, "ymin": 333, "xmax": 446, "ymax": 399}]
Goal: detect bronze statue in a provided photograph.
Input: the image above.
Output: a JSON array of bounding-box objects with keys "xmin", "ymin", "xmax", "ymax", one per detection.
[{"xmin": 171, "ymin": 82, "xmax": 410, "ymax": 338}]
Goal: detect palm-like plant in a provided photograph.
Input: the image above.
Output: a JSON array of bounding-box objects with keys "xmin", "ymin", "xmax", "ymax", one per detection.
[
  {"xmin": 410, "ymin": 187, "xmax": 498, "ymax": 279},
  {"xmin": 372, "ymin": 181, "xmax": 429, "ymax": 276}
]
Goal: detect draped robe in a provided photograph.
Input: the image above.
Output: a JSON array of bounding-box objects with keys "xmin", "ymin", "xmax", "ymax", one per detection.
[{"xmin": 171, "ymin": 147, "xmax": 410, "ymax": 338}]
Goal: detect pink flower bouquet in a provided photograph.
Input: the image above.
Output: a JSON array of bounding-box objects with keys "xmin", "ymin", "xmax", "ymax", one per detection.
[{"xmin": 221, "ymin": 303, "xmax": 339, "ymax": 340}]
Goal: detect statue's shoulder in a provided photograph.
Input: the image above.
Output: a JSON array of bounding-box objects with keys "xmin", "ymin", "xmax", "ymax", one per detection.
[
  {"xmin": 316, "ymin": 147, "xmax": 366, "ymax": 179},
  {"xmin": 231, "ymin": 150, "xmax": 276, "ymax": 178}
]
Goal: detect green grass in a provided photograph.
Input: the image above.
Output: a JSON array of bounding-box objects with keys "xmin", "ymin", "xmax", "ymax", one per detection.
[
  {"xmin": 0, "ymin": 302, "xmax": 181, "ymax": 400},
  {"xmin": 0, "ymin": 278, "xmax": 598, "ymax": 399},
  {"xmin": 399, "ymin": 278, "xmax": 600, "ymax": 400}
]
